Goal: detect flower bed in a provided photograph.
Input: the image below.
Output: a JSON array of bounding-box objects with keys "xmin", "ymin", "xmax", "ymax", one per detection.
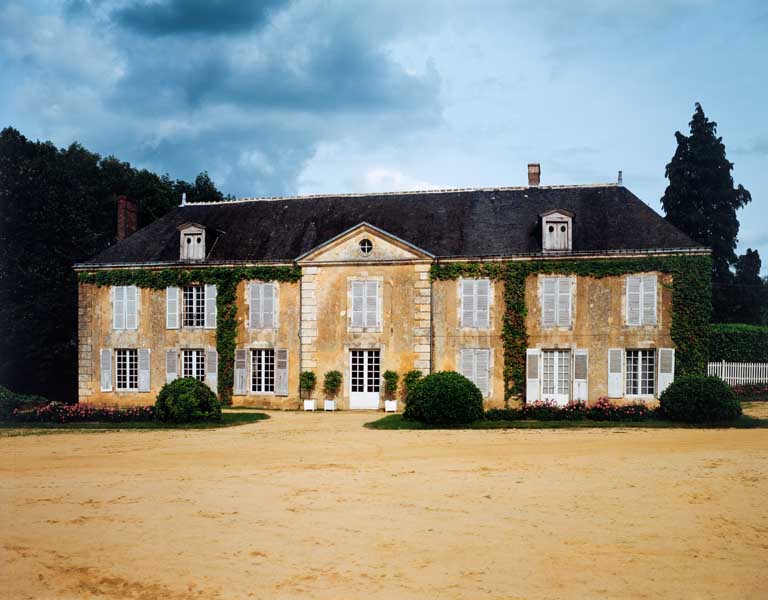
[
  {"xmin": 485, "ymin": 398, "xmax": 653, "ymax": 422},
  {"xmin": 731, "ymin": 384, "xmax": 768, "ymax": 400},
  {"xmin": 12, "ymin": 402, "xmax": 155, "ymax": 423}
]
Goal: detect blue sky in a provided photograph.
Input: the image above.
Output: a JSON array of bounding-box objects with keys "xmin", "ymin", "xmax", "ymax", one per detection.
[{"xmin": 2, "ymin": 0, "xmax": 766, "ymax": 270}]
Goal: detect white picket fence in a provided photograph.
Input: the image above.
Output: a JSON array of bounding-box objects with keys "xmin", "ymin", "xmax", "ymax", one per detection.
[{"xmin": 707, "ymin": 361, "xmax": 768, "ymax": 385}]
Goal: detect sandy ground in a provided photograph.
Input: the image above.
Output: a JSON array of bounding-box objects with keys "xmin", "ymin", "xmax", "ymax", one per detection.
[{"xmin": 2, "ymin": 411, "xmax": 768, "ymax": 600}]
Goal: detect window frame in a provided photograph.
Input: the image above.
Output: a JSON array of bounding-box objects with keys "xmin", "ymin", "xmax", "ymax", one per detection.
[
  {"xmin": 460, "ymin": 278, "xmax": 491, "ymax": 329},
  {"xmin": 115, "ymin": 348, "xmax": 139, "ymax": 391},
  {"xmin": 349, "ymin": 278, "xmax": 381, "ymax": 330},
  {"xmin": 251, "ymin": 348, "xmax": 276, "ymax": 394},
  {"xmin": 540, "ymin": 276, "xmax": 573, "ymax": 329},
  {"xmin": 181, "ymin": 349, "xmax": 206, "ymax": 382},
  {"xmin": 625, "ymin": 275, "xmax": 658, "ymax": 326},
  {"xmin": 182, "ymin": 285, "xmax": 206, "ymax": 328},
  {"xmin": 624, "ymin": 349, "xmax": 656, "ymax": 398}
]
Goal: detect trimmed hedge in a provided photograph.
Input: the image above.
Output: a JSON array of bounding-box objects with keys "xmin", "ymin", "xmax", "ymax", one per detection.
[
  {"xmin": 709, "ymin": 323, "xmax": 768, "ymax": 362},
  {"xmin": 155, "ymin": 378, "xmax": 221, "ymax": 423},
  {"xmin": 659, "ymin": 374, "xmax": 742, "ymax": 423},
  {"xmin": 404, "ymin": 371, "xmax": 484, "ymax": 425}
]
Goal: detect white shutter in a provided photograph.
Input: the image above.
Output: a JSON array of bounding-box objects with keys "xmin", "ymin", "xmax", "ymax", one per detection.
[
  {"xmin": 166, "ymin": 287, "xmax": 179, "ymax": 329},
  {"xmin": 165, "ymin": 349, "xmax": 178, "ymax": 384},
  {"xmin": 461, "ymin": 280, "xmax": 475, "ymax": 327},
  {"xmin": 263, "ymin": 283, "xmax": 275, "ymax": 329},
  {"xmin": 206, "ymin": 350, "xmax": 218, "ymax": 393},
  {"xmin": 204, "ymin": 284, "xmax": 217, "ymax": 329},
  {"xmin": 351, "ymin": 281, "xmax": 364, "ymax": 327},
  {"xmin": 573, "ymin": 349, "xmax": 588, "ymax": 402},
  {"xmin": 113, "ymin": 286, "xmax": 125, "ymax": 330},
  {"xmin": 275, "ymin": 348, "xmax": 288, "ymax": 396},
  {"xmin": 526, "ymin": 348, "xmax": 541, "ymax": 402},
  {"xmin": 556, "ymin": 277, "xmax": 572, "ymax": 327},
  {"xmin": 365, "ymin": 281, "xmax": 378, "ymax": 327},
  {"xmin": 475, "ymin": 280, "xmax": 490, "ymax": 328},
  {"xmin": 138, "ymin": 348, "xmax": 151, "ymax": 392},
  {"xmin": 642, "ymin": 275, "xmax": 657, "ymax": 325},
  {"xmin": 608, "ymin": 348, "xmax": 624, "ymax": 398},
  {"xmin": 100, "ymin": 349, "xmax": 112, "ymax": 392},
  {"xmin": 541, "ymin": 278, "xmax": 556, "ymax": 328},
  {"xmin": 249, "ymin": 283, "xmax": 261, "ymax": 329},
  {"xmin": 658, "ymin": 348, "xmax": 675, "ymax": 395},
  {"xmin": 125, "ymin": 286, "xmax": 138, "ymax": 330},
  {"xmin": 475, "ymin": 349, "xmax": 490, "ymax": 397},
  {"xmin": 626, "ymin": 277, "xmax": 641, "ymax": 326},
  {"xmin": 459, "ymin": 349, "xmax": 474, "ymax": 382},
  {"xmin": 234, "ymin": 349, "xmax": 247, "ymax": 395}
]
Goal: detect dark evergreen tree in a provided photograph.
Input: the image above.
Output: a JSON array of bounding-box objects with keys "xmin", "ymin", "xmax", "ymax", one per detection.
[
  {"xmin": 728, "ymin": 249, "xmax": 767, "ymax": 325},
  {"xmin": 661, "ymin": 103, "xmax": 752, "ymax": 321}
]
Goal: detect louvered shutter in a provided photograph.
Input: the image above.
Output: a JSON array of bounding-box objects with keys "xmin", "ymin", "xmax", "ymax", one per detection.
[
  {"xmin": 658, "ymin": 348, "xmax": 675, "ymax": 395},
  {"xmin": 461, "ymin": 280, "xmax": 475, "ymax": 327},
  {"xmin": 263, "ymin": 283, "xmax": 275, "ymax": 329},
  {"xmin": 541, "ymin": 278, "xmax": 556, "ymax": 328},
  {"xmin": 100, "ymin": 349, "xmax": 112, "ymax": 392},
  {"xmin": 608, "ymin": 348, "xmax": 624, "ymax": 398},
  {"xmin": 351, "ymin": 281, "xmax": 364, "ymax": 327},
  {"xmin": 249, "ymin": 283, "xmax": 261, "ymax": 329},
  {"xmin": 475, "ymin": 349, "xmax": 490, "ymax": 397},
  {"xmin": 275, "ymin": 348, "xmax": 288, "ymax": 396},
  {"xmin": 113, "ymin": 286, "xmax": 125, "ymax": 330},
  {"xmin": 626, "ymin": 277, "xmax": 641, "ymax": 326},
  {"xmin": 206, "ymin": 350, "xmax": 218, "ymax": 393},
  {"xmin": 204, "ymin": 284, "xmax": 217, "ymax": 329},
  {"xmin": 573, "ymin": 349, "xmax": 588, "ymax": 402},
  {"xmin": 166, "ymin": 287, "xmax": 179, "ymax": 329},
  {"xmin": 234, "ymin": 349, "xmax": 248, "ymax": 395},
  {"xmin": 556, "ymin": 278, "xmax": 572, "ymax": 327},
  {"xmin": 475, "ymin": 280, "xmax": 490, "ymax": 328},
  {"xmin": 459, "ymin": 349, "xmax": 474, "ymax": 382},
  {"xmin": 642, "ymin": 275, "xmax": 657, "ymax": 325},
  {"xmin": 365, "ymin": 281, "xmax": 378, "ymax": 327},
  {"xmin": 526, "ymin": 348, "xmax": 541, "ymax": 402},
  {"xmin": 165, "ymin": 349, "xmax": 178, "ymax": 384},
  {"xmin": 125, "ymin": 286, "xmax": 138, "ymax": 330},
  {"xmin": 138, "ymin": 348, "xmax": 151, "ymax": 392}
]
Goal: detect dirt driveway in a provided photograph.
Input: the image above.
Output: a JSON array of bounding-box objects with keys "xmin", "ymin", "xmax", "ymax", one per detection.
[{"xmin": 2, "ymin": 412, "xmax": 767, "ymax": 599}]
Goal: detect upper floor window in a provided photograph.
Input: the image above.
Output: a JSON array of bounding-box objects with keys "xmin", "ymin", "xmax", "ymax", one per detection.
[
  {"xmin": 165, "ymin": 285, "xmax": 217, "ymax": 329},
  {"xmin": 541, "ymin": 209, "xmax": 573, "ymax": 252},
  {"xmin": 112, "ymin": 285, "xmax": 138, "ymax": 330},
  {"xmin": 183, "ymin": 285, "xmax": 205, "ymax": 327},
  {"xmin": 460, "ymin": 279, "xmax": 490, "ymax": 328},
  {"xmin": 178, "ymin": 223, "xmax": 206, "ymax": 261},
  {"xmin": 248, "ymin": 282, "xmax": 277, "ymax": 329},
  {"xmin": 540, "ymin": 276, "xmax": 573, "ymax": 328},
  {"xmin": 350, "ymin": 280, "xmax": 380, "ymax": 329},
  {"xmin": 626, "ymin": 275, "xmax": 657, "ymax": 326}
]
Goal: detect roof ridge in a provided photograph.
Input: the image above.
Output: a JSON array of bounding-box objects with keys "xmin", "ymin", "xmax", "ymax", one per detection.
[{"xmin": 182, "ymin": 182, "xmax": 621, "ymax": 206}]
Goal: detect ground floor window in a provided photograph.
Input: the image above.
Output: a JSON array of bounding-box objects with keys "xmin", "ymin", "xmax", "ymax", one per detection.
[
  {"xmin": 182, "ymin": 349, "xmax": 205, "ymax": 381},
  {"xmin": 251, "ymin": 349, "xmax": 275, "ymax": 392},
  {"xmin": 625, "ymin": 349, "xmax": 655, "ymax": 396},
  {"xmin": 115, "ymin": 349, "xmax": 138, "ymax": 391}
]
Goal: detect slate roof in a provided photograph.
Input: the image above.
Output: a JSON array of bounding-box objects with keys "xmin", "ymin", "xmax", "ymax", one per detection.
[{"xmin": 79, "ymin": 184, "xmax": 705, "ymax": 266}]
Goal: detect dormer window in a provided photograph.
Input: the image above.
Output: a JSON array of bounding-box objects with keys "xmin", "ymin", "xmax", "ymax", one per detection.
[
  {"xmin": 540, "ymin": 210, "xmax": 574, "ymax": 253},
  {"xmin": 178, "ymin": 223, "xmax": 206, "ymax": 261}
]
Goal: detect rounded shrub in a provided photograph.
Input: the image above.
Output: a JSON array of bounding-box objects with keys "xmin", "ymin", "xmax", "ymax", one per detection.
[
  {"xmin": 659, "ymin": 375, "xmax": 741, "ymax": 424},
  {"xmin": 404, "ymin": 371, "xmax": 484, "ymax": 425},
  {"xmin": 155, "ymin": 378, "xmax": 222, "ymax": 423}
]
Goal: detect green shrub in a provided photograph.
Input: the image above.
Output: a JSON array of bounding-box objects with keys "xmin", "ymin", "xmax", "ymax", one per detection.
[
  {"xmin": 383, "ymin": 371, "xmax": 399, "ymax": 397},
  {"xmin": 155, "ymin": 378, "xmax": 221, "ymax": 423},
  {"xmin": 402, "ymin": 369, "xmax": 423, "ymax": 400},
  {"xmin": 709, "ymin": 323, "xmax": 768, "ymax": 362},
  {"xmin": 0, "ymin": 386, "xmax": 48, "ymax": 420},
  {"xmin": 659, "ymin": 375, "xmax": 742, "ymax": 423},
  {"xmin": 323, "ymin": 370, "xmax": 342, "ymax": 397},
  {"xmin": 404, "ymin": 371, "xmax": 484, "ymax": 425},
  {"xmin": 299, "ymin": 371, "xmax": 317, "ymax": 397}
]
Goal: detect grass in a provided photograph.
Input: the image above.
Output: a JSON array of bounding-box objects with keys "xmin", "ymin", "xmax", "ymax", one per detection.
[{"xmin": 365, "ymin": 413, "xmax": 768, "ymax": 430}]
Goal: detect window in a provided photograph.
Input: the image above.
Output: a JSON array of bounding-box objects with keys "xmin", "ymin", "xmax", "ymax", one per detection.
[
  {"xmin": 251, "ymin": 349, "xmax": 275, "ymax": 393},
  {"xmin": 541, "ymin": 210, "xmax": 573, "ymax": 252},
  {"xmin": 626, "ymin": 275, "xmax": 657, "ymax": 326},
  {"xmin": 460, "ymin": 279, "xmax": 490, "ymax": 328},
  {"xmin": 113, "ymin": 285, "xmax": 138, "ymax": 330},
  {"xmin": 459, "ymin": 348, "xmax": 490, "ymax": 396},
  {"xmin": 542, "ymin": 349, "xmax": 570, "ymax": 403},
  {"xmin": 248, "ymin": 282, "xmax": 276, "ymax": 329},
  {"xmin": 182, "ymin": 349, "xmax": 205, "ymax": 381},
  {"xmin": 359, "ymin": 238, "xmax": 373, "ymax": 255},
  {"xmin": 541, "ymin": 277, "xmax": 572, "ymax": 328},
  {"xmin": 116, "ymin": 349, "xmax": 138, "ymax": 391},
  {"xmin": 183, "ymin": 285, "xmax": 205, "ymax": 327},
  {"xmin": 625, "ymin": 350, "xmax": 655, "ymax": 396},
  {"xmin": 179, "ymin": 225, "xmax": 205, "ymax": 261},
  {"xmin": 350, "ymin": 280, "xmax": 379, "ymax": 328}
]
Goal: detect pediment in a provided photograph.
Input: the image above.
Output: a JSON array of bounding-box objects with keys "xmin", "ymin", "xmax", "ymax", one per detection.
[{"xmin": 297, "ymin": 222, "xmax": 433, "ymax": 263}]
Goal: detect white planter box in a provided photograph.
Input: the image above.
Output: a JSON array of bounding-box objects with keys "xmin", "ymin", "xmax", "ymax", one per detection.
[
  {"xmin": 324, "ymin": 400, "xmax": 336, "ymax": 411},
  {"xmin": 384, "ymin": 400, "xmax": 398, "ymax": 413},
  {"xmin": 303, "ymin": 399, "xmax": 316, "ymax": 411}
]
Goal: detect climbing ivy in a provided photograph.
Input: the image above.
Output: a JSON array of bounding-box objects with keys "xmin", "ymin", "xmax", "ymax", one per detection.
[
  {"xmin": 77, "ymin": 266, "xmax": 302, "ymax": 404},
  {"xmin": 431, "ymin": 255, "xmax": 711, "ymax": 403}
]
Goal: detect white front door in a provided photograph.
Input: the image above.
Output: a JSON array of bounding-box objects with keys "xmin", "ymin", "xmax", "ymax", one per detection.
[
  {"xmin": 542, "ymin": 350, "xmax": 570, "ymax": 406},
  {"xmin": 350, "ymin": 350, "xmax": 381, "ymax": 409}
]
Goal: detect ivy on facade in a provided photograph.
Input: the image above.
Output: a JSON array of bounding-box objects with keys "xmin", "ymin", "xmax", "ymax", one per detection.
[
  {"xmin": 431, "ymin": 255, "xmax": 712, "ymax": 404},
  {"xmin": 77, "ymin": 266, "xmax": 302, "ymax": 405}
]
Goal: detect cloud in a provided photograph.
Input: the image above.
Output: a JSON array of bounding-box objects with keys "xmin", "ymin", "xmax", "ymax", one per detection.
[{"xmin": 734, "ymin": 136, "xmax": 768, "ymax": 157}]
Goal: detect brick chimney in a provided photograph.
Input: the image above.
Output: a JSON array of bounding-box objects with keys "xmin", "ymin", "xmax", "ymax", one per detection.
[
  {"xmin": 527, "ymin": 163, "xmax": 541, "ymax": 187},
  {"xmin": 116, "ymin": 195, "xmax": 138, "ymax": 241}
]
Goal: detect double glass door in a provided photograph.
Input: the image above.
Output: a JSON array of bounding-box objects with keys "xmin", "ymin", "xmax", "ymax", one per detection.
[{"xmin": 542, "ymin": 350, "xmax": 570, "ymax": 405}]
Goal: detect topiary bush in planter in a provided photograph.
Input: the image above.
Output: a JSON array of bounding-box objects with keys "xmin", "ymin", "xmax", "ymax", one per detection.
[
  {"xmin": 659, "ymin": 375, "xmax": 741, "ymax": 424},
  {"xmin": 404, "ymin": 371, "xmax": 484, "ymax": 425},
  {"xmin": 155, "ymin": 378, "xmax": 221, "ymax": 423}
]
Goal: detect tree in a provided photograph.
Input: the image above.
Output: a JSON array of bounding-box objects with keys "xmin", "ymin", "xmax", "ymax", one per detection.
[
  {"xmin": 727, "ymin": 249, "xmax": 767, "ymax": 325},
  {"xmin": 661, "ymin": 103, "xmax": 752, "ymax": 321}
]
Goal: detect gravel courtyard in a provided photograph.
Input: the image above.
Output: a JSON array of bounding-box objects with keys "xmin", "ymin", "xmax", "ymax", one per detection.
[{"xmin": 2, "ymin": 411, "xmax": 767, "ymax": 599}]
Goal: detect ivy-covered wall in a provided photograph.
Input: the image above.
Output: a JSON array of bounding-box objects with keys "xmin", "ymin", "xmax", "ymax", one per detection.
[{"xmin": 431, "ymin": 255, "xmax": 711, "ymax": 402}]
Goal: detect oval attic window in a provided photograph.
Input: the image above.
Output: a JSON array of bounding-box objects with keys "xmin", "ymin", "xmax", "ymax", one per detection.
[
  {"xmin": 548, "ymin": 225, "xmax": 554, "ymax": 233},
  {"xmin": 359, "ymin": 239, "xmax": 373, "ymax": 255}
]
